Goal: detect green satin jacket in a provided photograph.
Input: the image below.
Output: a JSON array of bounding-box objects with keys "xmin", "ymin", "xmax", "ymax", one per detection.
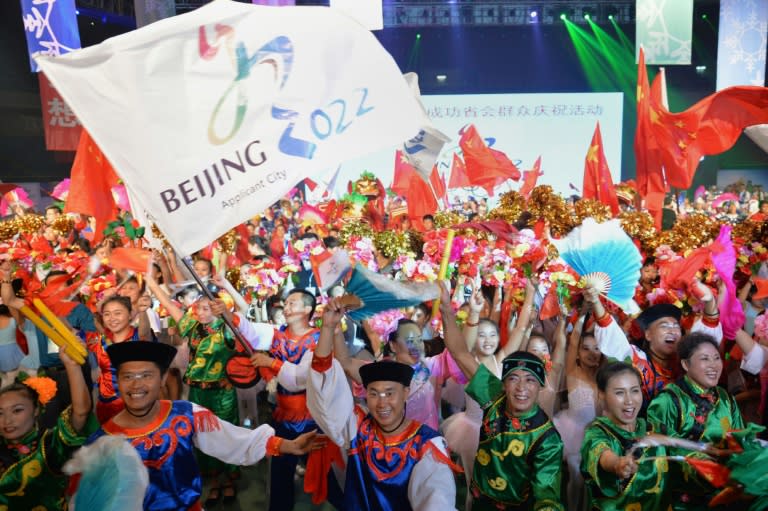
[
  {"xmin": 0, "ymin": 407, "xmax": 98, "ymax": 511},
  {"xmin": 581, "ymin": 416, "xmax": 671, "ymax": 511},
  {"xmin": 647, "ymin": 376, "xmax": 744, "ymax": 510},
  {"xmin": 466, "ymin": 364, "xmax": 564, "ymax": 511}
]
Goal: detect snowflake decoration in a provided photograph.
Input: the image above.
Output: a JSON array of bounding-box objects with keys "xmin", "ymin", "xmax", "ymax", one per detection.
[
  {"xmin": 721, "ymin": 0, "xmax": 767, "ymax": 83},
  {"xmin": 22, "ymin": 0, "xmax": 80, "ymax": 62}
]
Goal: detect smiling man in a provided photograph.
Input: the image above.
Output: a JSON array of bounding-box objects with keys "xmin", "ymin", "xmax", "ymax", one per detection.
[
  {"xmin": 437, "ymin": 282, "xmax": 564, "ymax": 511},
  {"xmin": 87, "ymin": 341, "xmax": 320, "ymax": 511},
  {"xmin": 306, "ymin": 297, "xmax": 460, "ymax": 511},
  {"xmin": 585, "ymin": 279, "xmax": 722, "ymax": 404}
]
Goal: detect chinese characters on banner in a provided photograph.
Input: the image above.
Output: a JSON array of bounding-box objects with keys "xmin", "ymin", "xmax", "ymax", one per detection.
[
  {"xmin": 424, "ymin": 103, "xmax": 605, "ymax": 119},
  {"xmin": 38, "ymin": 72, "xmax": 81, "ymax": 151},
  {"xmin": 20, "ymin": 0, "xmax": 81, "ymax": 72}
]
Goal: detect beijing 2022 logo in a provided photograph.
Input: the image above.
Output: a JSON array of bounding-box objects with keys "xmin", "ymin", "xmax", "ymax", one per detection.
[{"xmin": 198, "ymin": 24, "xmax": 375, "ymax": 160}]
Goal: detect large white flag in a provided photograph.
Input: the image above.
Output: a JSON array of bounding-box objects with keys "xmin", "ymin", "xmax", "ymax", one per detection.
[{"xmin": 36, "ymin": 0, "xmax": 430, "ymax": 254}]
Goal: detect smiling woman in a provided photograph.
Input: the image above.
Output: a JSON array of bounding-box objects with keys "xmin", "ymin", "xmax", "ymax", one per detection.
[
  {"xmin": 86, "ymin": 295, "xmax": 156, "ymax": 423},
  {"xmin": 647, "ymin": 333, "xmax": 744, "ymax": 509},
  {"xmin": 580, "ymin": 361, "xmax": 670, "ymax": 510},
  {"xmin": 0, "ymin": 346, "xmax": 97, "ymax": 510}
]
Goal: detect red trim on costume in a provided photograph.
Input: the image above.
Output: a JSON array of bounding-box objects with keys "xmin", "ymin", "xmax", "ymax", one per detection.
[
  {"xmin": 311, "ymin": 353, "xmax": 333, "ymax": 373},
  {"xmin": 701, "ymin": 316, "xmax": 720, "ymax": 328},
  {"xmin": 193, "ymin": 408, "xmax": 221, "ymax": 432},
  {"xmin": 422, "ymin": 441, "xmax": 464, "ymax": 474},
  {"xmin": 232, "ymin": 315, "xmax": 241, "ymax": 327},
  {"xmin": 304, "ymin": 439, "xmax": 345, "ymax": 504},
  {"xmin": 274, "ymin": 393, "xmax": 312, "ymax": 422},
  {"xmin": 595, "ymin": 312, "xmax": 613, "ymax": 328},
  {"xmin": 266, "ymin": 436, "xmax": 283, "ymax": 457},
  {"xmin": 271, "ymin": 358, "xmax": 284, "ymax": 372},
  {"xmin": 102, "ymin": 400, "xmax": 172, "ymax": 437}
]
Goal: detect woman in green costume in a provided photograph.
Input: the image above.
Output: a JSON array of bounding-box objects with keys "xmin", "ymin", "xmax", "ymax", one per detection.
[
  {"xmin": 581, "ymin": 361, "xmax": 670, "ymax": 510},
  {"xmin": 146, "ymin": 273, "xmax": 240, "ymax": 505},
  {"xmin": 647, "ymin": 332, "xmax": 744, "ymax": 510},
  {"xmin": 0, "ymin": 346, "xmax": 96, "ymax": 510}
]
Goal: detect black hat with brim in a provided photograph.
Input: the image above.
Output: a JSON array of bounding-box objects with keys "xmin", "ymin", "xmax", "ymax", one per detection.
[
  {"xmin": 107, "ymin": 341, "xmax": 177, "ymax": 373},
  {"xmin": 360, "ymin": 361, "xmax": 414, "ymax": 388},
  {"xmin": 501, "ymin": 351, "xmax": 546, "ymax": 386},
  {"xmin": 636, "ymin": 303, "xmax": 682, "ymax": 330}
]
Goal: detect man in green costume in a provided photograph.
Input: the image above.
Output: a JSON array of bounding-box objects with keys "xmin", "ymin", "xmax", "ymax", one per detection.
[{"xmin": 438, "ymin": 284, "xmax": 564, "ymax": 511}]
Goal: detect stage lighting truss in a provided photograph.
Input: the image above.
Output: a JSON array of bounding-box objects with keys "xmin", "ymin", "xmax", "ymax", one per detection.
[{"xmin": 384, "ymin": 1, "xmax": 635, "ymax": 28}]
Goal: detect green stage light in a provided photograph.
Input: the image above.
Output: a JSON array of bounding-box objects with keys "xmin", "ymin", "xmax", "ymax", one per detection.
[
  {"xmin": 416, "ymin": 33, "xmax": 421, "ymax": 39},
  {"xmin": 701, "ymin": 14, "xmax": 707, "ymax": 20},
  {"xmin": 584, "ymin": 13, "xmax": 590, "ymax": 20},
  {"xmin": 608, "ymin": 14, "xmax": 614, "ymax": 20},
  {"xmin": 560, "ymin": 13, "xmax": 567, "ymax": 20}
]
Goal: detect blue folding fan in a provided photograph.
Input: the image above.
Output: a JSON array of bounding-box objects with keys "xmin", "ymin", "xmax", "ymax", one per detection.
[
  {"xmin": 552, "ymin": 218, "xmax": 641, "ymax": 312},
  {"xmin": 343, "ymin": 264, "xmax": 440, "ymax": 320},
  {"xmin": 64, "ymin": 435, "xmax": 148, "ymax": 511}
]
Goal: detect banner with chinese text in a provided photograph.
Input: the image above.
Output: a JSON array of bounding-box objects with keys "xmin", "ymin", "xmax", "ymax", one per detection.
[
  {"xmin": 21, "ymin": 0, "xmax": 81, "ymax": 72},
  {"xmin": 37, "ymin": 1, "xmax": 432, "ymax": 254},
  {"xmin": 636, "ymin": 0, "xmax": 693, "ymax": 65},
  {"xmin": 38, "ymin": 72, "xmax": 81, "ymax": 151}
]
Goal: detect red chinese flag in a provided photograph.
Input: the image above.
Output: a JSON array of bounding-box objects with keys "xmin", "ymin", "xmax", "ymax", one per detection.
[
  {"xmin": 108, "ymin": 247, "xmax": 152, "ymax": 273},
  {"xmin": 448, "ymin": 153, "xmax": 471, "ymax": 189},
  {"xmin": 459, "ymin": 125, "xmax": 520, "ymax": 195},
  {"xmin": 650, "ymin": 85, "xmax": 768, "ymax": 190},
  {"xmin": 686, "ymin": 458, "xmax": 731, "ymax": 489},
  {"xmin": 583, "ymin": 122, "xmax": 619, "ymax": 216},
  {"xmin": 519, "ymin": 156, "xmax": 543, "ymax": 199},
  {"xmin": 429, "ymin": 165, "xmax": 447, "ymax": 202},
  {"xmin": 38, "ymin": 72, "xmax": 82, "ymax": 151},
  {"xmin": 634, "ymin": 48, "xmax": 666, "ymax": 229},
  {"xmin": 65, "ymin": 130, "xmax": 120, "ymax": 244},
  {"xmin": 391, "ymin": 151, "xmax": 438, "ymax": 217},
  {"xmin": 391, "ymin": 150, "xmax": 413, "ymax": 197}
]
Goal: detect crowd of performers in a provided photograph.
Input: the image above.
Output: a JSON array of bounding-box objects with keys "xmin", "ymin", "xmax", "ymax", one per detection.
[{"xmin": 0, "ymin": 176, "xmax": 767, "ymax": 511}]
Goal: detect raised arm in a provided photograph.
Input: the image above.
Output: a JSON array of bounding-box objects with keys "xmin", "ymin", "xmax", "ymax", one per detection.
[
  {"xmin": 331, "ymin": 321, "xmax": 366, "ymax": 385},
  {"xmin": 0, "ymin": 271, "xmax": 25, "ymax": 310},
  {"xmin": 497, "ymin": 277, "xmax": 537, "ymax": 361},
  {"xmin": 439, "ymin": 282, "xmax": 480, "ymax": 381},
  {"xmin": 565, "ymin": 312, "xmax": 587, "ymax": 382},
  {"xmin": 463, "ymin": 286, "xmax": 485, "ymax": 351},
  {"xmin": 550, "ymin": 315, "xmax": 567, "ymax": 385},
  {"xmin": 145, "ymin": 273, "xmax": 184, "ymax": 324},
  {"xmin": 60, "ymin": 347, "xmax": 92, "ymax": 433},
  {"xmin": 212, "ymin": 272, "xmax": 249, "ymax": 315}
]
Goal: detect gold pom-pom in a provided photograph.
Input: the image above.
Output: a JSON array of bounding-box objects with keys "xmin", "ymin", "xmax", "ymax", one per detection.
[
  {"xmin": 338, "ymin": 222, "xmax": 374, "ymax": 245},
  {"xmin": 732, "ymin": 220, "xmax": 760, "ymax": 242},
  {"xmin": 573, "ymin": 199, "xmax": 611, "ymax": 224},
  {"xmin": 489, "ymin": 190, "xmax": 525, "ymax": 224},
  {"xmin": 528, "ymin": 186, "xmax": 575, "ymax": 236},
  {"xmin": 50, "ymin": 216, "xmax": 74, "ymax": 237},
  {"xmin": 0, "ymin": 219, "xmax": 17, "ymax": 241},
  {"xmin": 658, "ymin": 213, "xmax": 720, "ymax": 252},
  {"xmin": 14, "ymin": 214, "xmax": 45, "ymax": 236},
  {"xmin": 433, "ymin": 211, "xmax": 463, "ymax": 229},
  {"xmin": 374, "ymin": 231, "xmax": 410, "ymax": 259},
  {"xmin": 217, "ymin": 229, "xmax": 238, "ymax": 254},
  {"xmin": 225, "ymin": 267, "xmax": 243, "ymax": 292},
  {"xmin": 619, "ymin": 211, "xmax": 657, "ymax": 251}
]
